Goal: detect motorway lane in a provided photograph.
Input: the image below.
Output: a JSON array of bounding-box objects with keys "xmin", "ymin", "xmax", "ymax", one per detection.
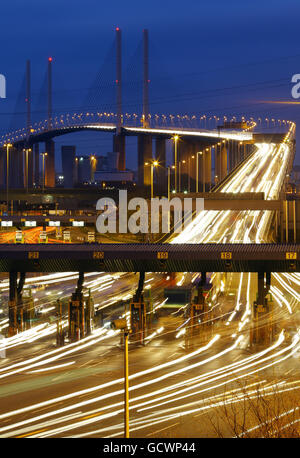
[{"xmin": 1, "ymin": 126, "xmax": 300, "ymax": 437}]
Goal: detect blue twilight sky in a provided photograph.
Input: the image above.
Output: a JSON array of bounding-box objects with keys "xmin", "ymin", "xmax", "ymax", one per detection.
[{"xmin": 1, "ymin": 0, "xmax": 300, "ymax": 171}]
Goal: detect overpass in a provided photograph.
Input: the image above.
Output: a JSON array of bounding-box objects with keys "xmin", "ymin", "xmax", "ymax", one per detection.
[
  {"xmin": 0, "ymin": 243, "xmax": 299, "ymax": 272},
  {"xmin": 1, "ymin": 28, "xmax": 281, "ymax": 194},
  {"xmin": 0, "ymin": 117, "xmax": 256, "ymax": 193}
]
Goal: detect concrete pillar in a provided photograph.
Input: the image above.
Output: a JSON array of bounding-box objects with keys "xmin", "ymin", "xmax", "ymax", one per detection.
[
  {"xmin": 238, "ymin": 142, "xmax": 244, "ymax": 162},
  {"xmin": 138, "ymin": 134, "xmax": 152, "ymax": 186},
  {"xmin": 215, "ymin": 144, "xmax": 220, "ymax": 184},
  {"xmin": 34, "ymin": 143, "xmax": 39, "ymax": 187},
  {"xmin": 234, "ymin": 141, "xmax": 239, "ymax": 167},
  {"xmin": 220, "ymin": 143, "xmax": 228, "ymax": 180},
  {"xmin": 155, "ymin": 137, "xmax": 166, "ymax": 195},
  {"xmin": 180, "ymin": 140, "xmax": 195, "ymax": 192},
  {"xmin": 45, "ymin": 139, "xmax": 55, "ymax": 187},
  {"xmin": 113, "ymin": 134, "xmax": 126, "ymax": 171}
]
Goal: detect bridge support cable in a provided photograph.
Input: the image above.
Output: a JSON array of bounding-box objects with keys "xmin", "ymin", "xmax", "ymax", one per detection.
[{"xmin": 142, "ymin": 29, "xmax": 149, "ymax": 128}]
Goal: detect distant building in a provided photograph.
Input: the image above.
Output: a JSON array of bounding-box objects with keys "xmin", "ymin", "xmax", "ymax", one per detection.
[
  {"xmin": 106, "ymin": 152, "xmax": 119, "ymax": 171},
  {"xmin": 291, "ymin": 165, "xmax": 300, "ymax": 184},
  {"xmin": 73, "ymin": 152, "xmax": 132, "ymax": 186},
  {"xmin": 76, "ymin": 156, "xmax": 92, "ymax": 184},
  {"xmin": 61, "ymin": 145, "xmax": 76, "ymax": 188},
  {"xmin": 94, "ymin": 171, "xmax": 134, "ymax": 185}
]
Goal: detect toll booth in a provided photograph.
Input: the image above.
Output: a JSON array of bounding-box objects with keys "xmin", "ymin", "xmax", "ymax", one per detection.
[
  {"xmin": 15, "ymin": 231, "xmax": 24, "ymax": 244},
  {"xmin": 250, "ymin": 273, "xmax": 274, "ymax": 346},
  {"xmin": 250, "ymin": 294, "xmax": 274, "ymax": 345},
  {"xmin": 22, "ymin": 288, "xmax": 35, "ymax": 330},
  {"xmin": 39, "ymin": 231, "xmax": 48, "ymax": 243},
  {"xmin": 163, "ymin": 286, "xmax": 192, "ymax": 309},
  {"xmin": 87, "ymin": 231, "xmax": 95, "ymax": 243},
  {"xmin": 68, "ymin": 274, "xmax": 94, "ymax": 343},
  {"xmin": 184, "ymin": 278, "xmax": 213, "ymax": 348}
]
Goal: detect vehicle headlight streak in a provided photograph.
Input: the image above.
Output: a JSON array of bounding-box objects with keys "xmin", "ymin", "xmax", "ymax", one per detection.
[{"xmin": 0, "ymin": 124, "xmax": 297, "ymax": 438}]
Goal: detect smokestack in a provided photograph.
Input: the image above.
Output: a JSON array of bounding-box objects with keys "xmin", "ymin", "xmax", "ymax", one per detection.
[
  {"xmin": 26, "ymin": 60, "xmax": 31, "ymax": 138},
  {"xmin": 143, "ymin": 29, "xmax": 149, "ymax": 127},
  {"xmin": 116, "ymin": 28, "xmax": 122, "ymax": 133},
  {"xmin": 48, "ymin": 57, "xmax": 53, "ymax": 129}
]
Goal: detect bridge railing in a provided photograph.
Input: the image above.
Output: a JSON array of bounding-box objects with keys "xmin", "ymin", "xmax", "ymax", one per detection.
[{"xmin": 0, "ymin": 112, "xmax": 294, "ymax": 146}]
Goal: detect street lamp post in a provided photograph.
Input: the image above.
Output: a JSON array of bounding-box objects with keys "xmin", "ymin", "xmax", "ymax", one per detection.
[
  {"xmin": 124, "ymin": 328, "xmax": 130, "ymax": 438},
  {"xmin": 4, "ymin": 143, "xmax": 12, "ymax": 214},
  {"xmin": 41, "ymin": 152, "xmax": 47, "ymax": 193},
  {"xmin": 146, "ymin": 161, "xmax": 158, "ymax": 199},
  {"xmin": 167, "ymin": 165, "xmax": 175, "ymax": 199},
  {"xmin": 90, "ymin": 155, "xmax": 97, "ymax": 183},
  {"xmin": 172, "ymin": 135, "xmax": 179, "ymax": 193},
  {"xmin": 188, "ymin": 157, "xmax": 193, "ymax": 193},
  {"xmin": 24, "ymin": 148, "xmax": 32, "ymax": 193},
  {"xmin": 179, "ymin": 160, "xmax": 186, "ymax": 193},
  {"xmin": 151, "ymin": 160, "xmax": 158, "ymax": 199},
  {"xmin": 111, "ymin": 318, "xmax": 131, "ymax": 438},
  {"xmin": 202, "ymin": 150, "xmax": 206, "ymax": 193},
  {"xmin": 196, "ymin": 151, "xmax": 202, "ymax": 193}
]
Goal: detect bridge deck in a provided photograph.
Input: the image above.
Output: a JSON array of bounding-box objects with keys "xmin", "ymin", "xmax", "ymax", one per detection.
[{"xmin": 0, "ymin": 243, "xmax": 299, "ymax": 272}]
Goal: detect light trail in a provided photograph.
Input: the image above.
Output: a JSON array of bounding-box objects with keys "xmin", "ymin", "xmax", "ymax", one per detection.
[{"xmin": 0, "ymin": 123, "xmax": 297, "ymax": 439}]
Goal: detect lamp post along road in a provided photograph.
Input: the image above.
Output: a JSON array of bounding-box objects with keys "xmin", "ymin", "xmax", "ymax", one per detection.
[
  {"xmin": 111, "ymin": 318, "xmax": 131, "ymax": 438},
  {"xmin": 124, "ymin": 328, "xmax": 129, "ymax": 438},
  {"xmin": 173, "ymin": 135, "xmax": 179, "ymax": 193},
  {"xmin": 147, "ymin": 160, "xmax": 158, "ymax": 199},
  {"xmin": 5, "ymin": 144, "xmax": 12, "ymax": 214},
  {"xmin": 41, "ymin": 152, "xmax": 47, "ymax": 193},
  {"xmin": 196, "ymin": 151, "xmax": 202, "ymax": 193}
]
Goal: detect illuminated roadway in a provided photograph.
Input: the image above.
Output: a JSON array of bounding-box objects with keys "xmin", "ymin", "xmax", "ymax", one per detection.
[{"xmin": 0, "ymin": 122, "xmax": 299, "ymax": 437}]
